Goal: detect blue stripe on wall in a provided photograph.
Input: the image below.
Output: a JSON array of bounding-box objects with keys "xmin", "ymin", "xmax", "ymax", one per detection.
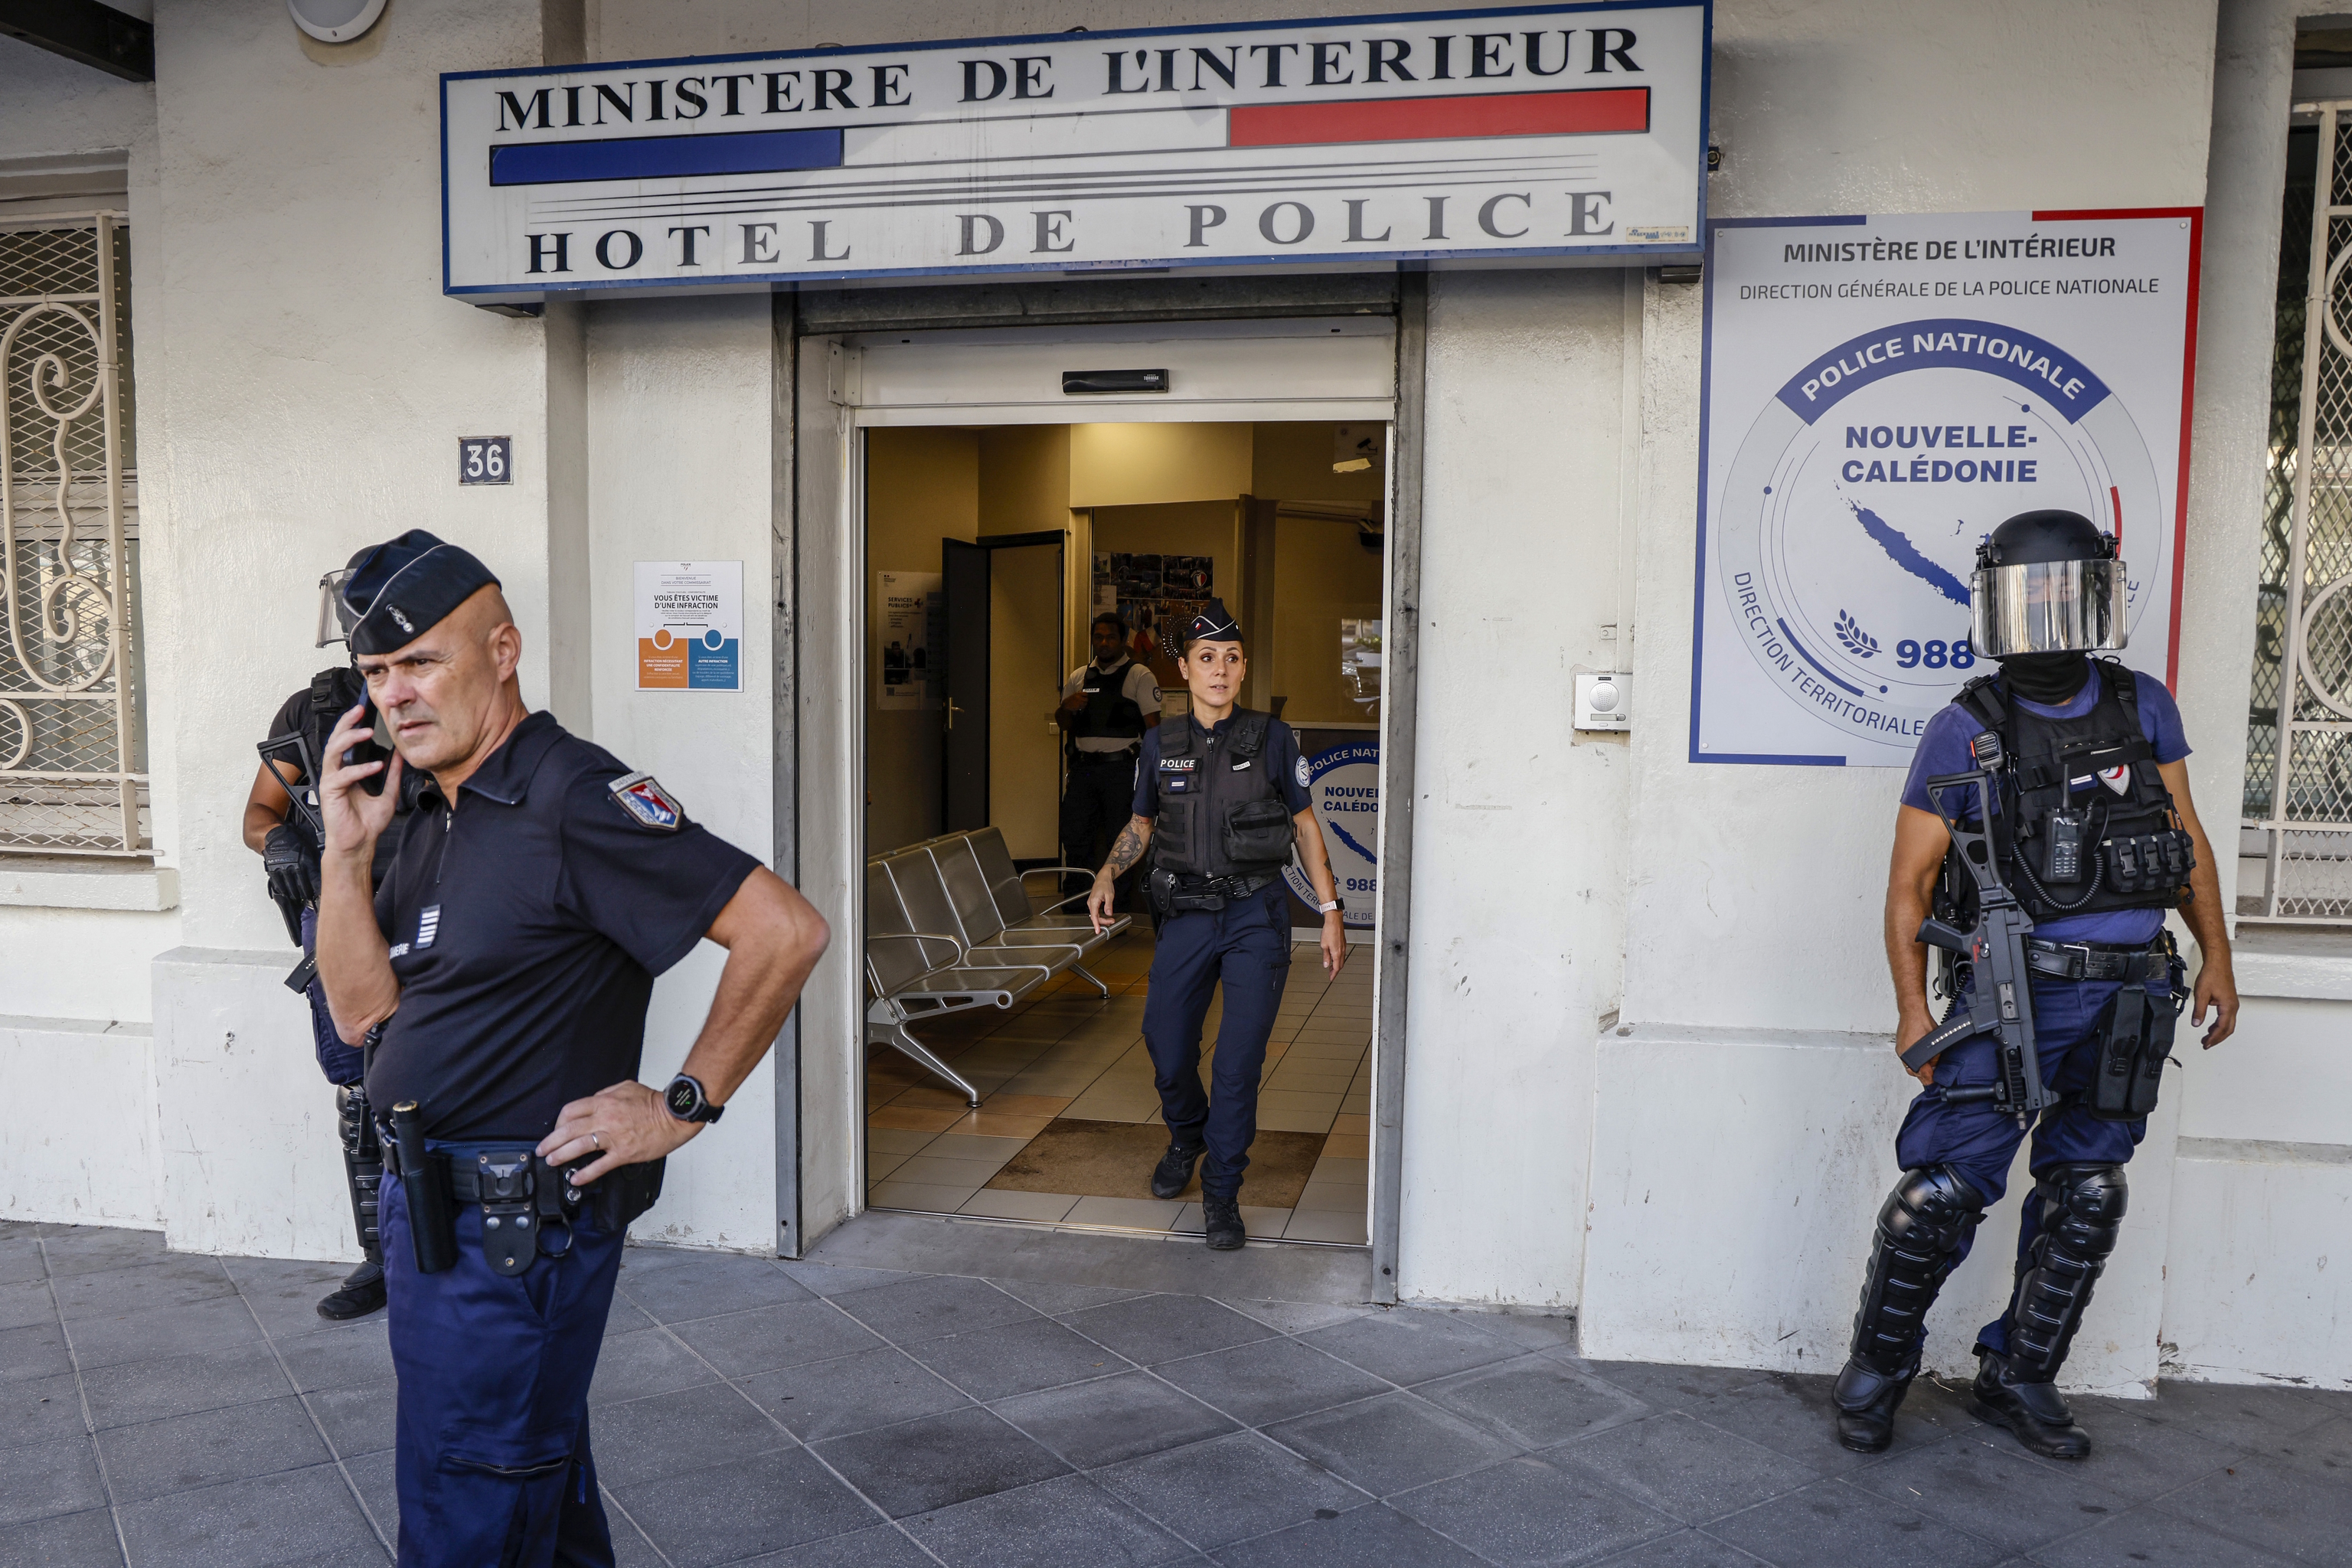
[{"xmin": 490, "ymin": 128, "xmax": 844, "ymax": 185}]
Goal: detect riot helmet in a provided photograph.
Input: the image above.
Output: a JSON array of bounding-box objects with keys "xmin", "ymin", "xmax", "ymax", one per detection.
[
  {"xmin": 1969, "ymin": 509, "xmax": 2127, "ymax": 658},
  {"xmin": 315, "ymin": 567, "xmax": 359, "ymax": 648}
]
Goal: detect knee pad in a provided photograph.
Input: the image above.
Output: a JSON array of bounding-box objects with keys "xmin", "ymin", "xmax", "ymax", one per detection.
[
  {"xmin": 1850, "ymin": 1165, "xmax": 1987, "ymax": 1375},
  {"xmin": 2037, "ymin": 1163, "xmax": 2127, "ymax": 1258},
  {"xmin": 2007, "ymin": 1163, "xmax": 2127, "ymax": 1377},
  {"xmin": 1878, "ymin": 1165, "xmax": 1988, "ymax": 1253}
]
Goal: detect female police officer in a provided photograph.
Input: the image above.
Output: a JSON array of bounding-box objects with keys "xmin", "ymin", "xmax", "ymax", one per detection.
[
  {"xmin": 1086, "ymin": 599, "xmax": 1349, "ymax": 1250},
  {"xmin": 313, "ymin": 530, "xmax": 828, "ymax": 1567}
]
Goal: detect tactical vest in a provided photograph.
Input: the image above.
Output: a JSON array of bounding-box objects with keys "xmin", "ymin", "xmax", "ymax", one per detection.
[
  {"xmin": 1071, "ymin": 658, "xmax": 1147, "ymax": 745},
  {"xmin": 1935, "ymin": 659, "xmax": 2194, "ymax": 926},
  {"xmin": 292, "ymin": 664, "xmax": 413, "ymax": 880},
  {"xmin": 1148, "ymin": 710, "xmax": 1296, "ymax": 880}
]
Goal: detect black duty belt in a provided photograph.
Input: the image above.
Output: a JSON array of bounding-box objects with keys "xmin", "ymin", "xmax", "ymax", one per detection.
[
  {"xmin": 2023, "ymin": 939, "xmax": 2170, "ymax": 983},
  {"xmin": 1179, "ymin": 873, "xmax": 1276, "ymax": 899},
  {"xmin": 1070, "ymin": 746, "xmax": 1140, "ymax": 766}
]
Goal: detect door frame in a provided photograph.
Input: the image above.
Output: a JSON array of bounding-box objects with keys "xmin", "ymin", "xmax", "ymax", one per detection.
[{"xmin": 786, "ymin": 289, "xmax": 1425, "ymax": 1303}]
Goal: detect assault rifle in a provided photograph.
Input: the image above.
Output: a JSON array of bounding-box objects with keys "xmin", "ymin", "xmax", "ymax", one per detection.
[{"xmin": 1900, "ymin": 737, "xmax": 2055, "ymax": 1129}]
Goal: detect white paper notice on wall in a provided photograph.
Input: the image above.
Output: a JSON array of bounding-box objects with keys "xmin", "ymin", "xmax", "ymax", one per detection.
[
  {"xmin": 636, "ymin": 560, "xmax": 743, "ymax": 691},
  {"xmin": 875, "ymin": 570, "xmax": 941, "ymax": 710},
  {"xmin": 1691, "ymin": 209, "xmax": 2200, "ymax": 767}
]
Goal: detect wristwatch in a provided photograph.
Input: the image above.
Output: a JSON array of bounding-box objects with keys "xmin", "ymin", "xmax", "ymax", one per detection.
[
  {"xmin": 664, "ymin": 1073, "xmax": 725, "ymax": 1124},
  {"xmin": 1315, "ymin": 897, "xmax": 1344, "ymax": 915}
]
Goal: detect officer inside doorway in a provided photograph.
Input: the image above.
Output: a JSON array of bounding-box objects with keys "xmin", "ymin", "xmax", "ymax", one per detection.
[
  {"xmin": 1058, "ymin": 611, "xmax": 1160, "ymax": 906},
  {"xmin": 1831, "ymin": 509, "xmax": 2237, "ymax": 1460},
  {"xmin": 1089, "ymin": 599, "xmax": 1348, "ymax": 1250}
]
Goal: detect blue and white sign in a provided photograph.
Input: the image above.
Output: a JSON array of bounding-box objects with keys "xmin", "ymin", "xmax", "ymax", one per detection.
[
  {"xmin": 1284, "ymin": 741, "xmax": 1379, "ymax": 928},
  {"xmin": 1692, "ymin": 209, "xmax": 2200, "ymax": 766}
]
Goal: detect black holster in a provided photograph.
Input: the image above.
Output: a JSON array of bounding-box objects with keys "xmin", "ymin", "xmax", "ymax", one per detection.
[
  {"xmin": 335, "ymin": 1084, "xmax": 382, "ymax": 1263},
  {"xmin": 461, "ymin": 1150, "xmax": 668, "ymax": 1277},
  {"xmin": 387, "ymin": 1102, "xmax": 458, "ymax": 1275},
  {"xmin": 2088, "ymin": 953, "xmax": 2185, "ymax": 1121}
]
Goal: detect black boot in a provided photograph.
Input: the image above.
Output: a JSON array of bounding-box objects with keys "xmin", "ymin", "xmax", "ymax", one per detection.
[
  {"xmin": 1831, "ymin": 1358, "xmax": 1912, "ymax": 1454},
  {"xmin": 1203, "ymin": 1194, "xmax": 1246, "ymax": 1250},
  {"xmin": 317, "ymin": 1255, "xmax": 387, "ymax": 1321},
  {"xmin": 1151, "ymin": 1141, "xmax": 1206, "ymax": 1200},
  {"xmin": 1971, "ymin": 1350, "xmax": 2091, "ymax": 1459},
  {"xmin": 1830, "ymin": 1165, "xmax": 1985, "ymax": 1453}
]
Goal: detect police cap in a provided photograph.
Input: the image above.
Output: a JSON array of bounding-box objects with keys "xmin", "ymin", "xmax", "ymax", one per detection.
[{"xmin": 341, "ymin": 530, "xmax": 502, "ymax": 655}]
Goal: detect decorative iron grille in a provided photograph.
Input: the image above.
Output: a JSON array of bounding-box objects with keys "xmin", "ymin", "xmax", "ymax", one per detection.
[
  {"xmin": 0, "ymin": 213, "xmax": 146, "ymax": 855},
  {"xmin": 2246, "ymin": 106, "xmax": 2352, "ymax": 920}
]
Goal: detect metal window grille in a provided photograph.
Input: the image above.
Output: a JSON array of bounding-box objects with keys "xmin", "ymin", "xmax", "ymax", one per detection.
[
  {"xmin": 0, "ymin": 213, "xmax": 146, "ymax": 855},
  {"xmin": 2246, "ymin": 106, "xmax": 2352, "ymax": 920}
]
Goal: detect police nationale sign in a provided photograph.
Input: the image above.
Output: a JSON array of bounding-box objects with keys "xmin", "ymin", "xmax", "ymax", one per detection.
[
  {"xmin": 440, "ymin": 3, "xmax": 1707, "ymax": 297},
  {"xmin": 1283, "ymin": 742, "xmax": 1379, "ymax": 929},
  {"xmin": 1690, "ymin": 209, "xmax": 2200, "ymax": 767}
]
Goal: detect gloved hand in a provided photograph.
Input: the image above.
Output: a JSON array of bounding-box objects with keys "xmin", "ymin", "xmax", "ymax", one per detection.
[{"xmin": 263, "ymin": 823, "xmax": 320, "ymax": 907}]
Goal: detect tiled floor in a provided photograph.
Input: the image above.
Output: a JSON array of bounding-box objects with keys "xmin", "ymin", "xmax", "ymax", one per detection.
[
  {"xmin": 5, "ymin": 1216, "xmax": 2345, "ymax": 1567},
  {"xmin": 867, "ymin": 925, "xmax": 1374, "ymax": 1245}
]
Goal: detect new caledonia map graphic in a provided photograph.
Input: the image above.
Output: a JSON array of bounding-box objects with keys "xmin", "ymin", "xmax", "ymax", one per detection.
[{"xmin": 1693, "ymin": 210, "xmax": 2200, "ymax": 767}]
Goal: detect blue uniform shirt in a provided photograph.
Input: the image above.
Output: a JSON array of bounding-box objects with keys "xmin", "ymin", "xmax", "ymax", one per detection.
[
  {"xmin": 366, "ymin": 711, "xmax": 760, "ymax": 1140},
  {"xmin": 1132, "ymin": 710, "xmax": 1315, "ymax": 819},
  {"xmin": 1900, "ymin": 667, "xmax": 2190, "ymax": 945}
]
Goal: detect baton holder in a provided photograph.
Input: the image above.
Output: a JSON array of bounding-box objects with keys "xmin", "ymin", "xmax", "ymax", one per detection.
[{"xmin": 388, "ymin": 1101, "xmax": 458, "ymax": 1275}]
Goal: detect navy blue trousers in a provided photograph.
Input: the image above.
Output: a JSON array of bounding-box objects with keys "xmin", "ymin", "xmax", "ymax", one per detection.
[
  {"xmin": 381, "ymin": 1149, "xmax": 622, "ymax": 1568},
  {"xmin": 1143, "ymin": 880, "xmax": 1292, "ymax": 1198},
  {"xmin": 299, "ymin": 906, "xmax": 364, "ymax": 1086},
  {"xmin": 1894, "ymin": 972, "xmax": 2157, "ymax": 1357}
]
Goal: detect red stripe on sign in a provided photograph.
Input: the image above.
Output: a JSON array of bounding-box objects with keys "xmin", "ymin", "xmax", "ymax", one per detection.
[{"xmin": 1228, "ymin": 87, "xmax": 1649, "ymax": 149}]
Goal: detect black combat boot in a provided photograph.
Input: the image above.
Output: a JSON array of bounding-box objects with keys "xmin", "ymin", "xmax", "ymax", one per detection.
[
  {"xmin": 1202, "ymin": 1194, "xmax": 1246, "ymax": 1250},
  {"xmin": 1150, "ymin": 1141, "xmax": 1206, "ymax": 1200},
  {"xmin": 1830, "ymin": 1165, "xmax": 1985, "ymax": 1453},
  {"xmin": 1971, "ymin": 1350, "xmax": 2091, "ymax": 1459},
  {"xmin": 317, "ymin": 1255, "xmax": 387, "ymax": 1321}
]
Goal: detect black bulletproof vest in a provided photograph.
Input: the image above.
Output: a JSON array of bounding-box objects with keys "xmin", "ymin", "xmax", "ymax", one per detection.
[
  {"xmin": 1148, "ymin": 710, "xmax": 1296, "ymax": 880},
  {"xmin": 1936, "ymin": 660, "xmax": 2194, "ymax": 925},
  {"xmin": 296, "ymin": 664, "xmax": 413, "ymax": 883},
  {"xmin": 1072, "ymin": 658, "xmax": 1147, "ymax": 743}
]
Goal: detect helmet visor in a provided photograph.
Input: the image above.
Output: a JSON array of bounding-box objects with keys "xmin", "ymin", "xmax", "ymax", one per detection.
[
  {"xmin": 1970, "ymin": 558, "xmax": 2128, "ymax": 657},
  {"xmin": 316, "ymin": 569, "xmax": 359, "ymax": 648}
]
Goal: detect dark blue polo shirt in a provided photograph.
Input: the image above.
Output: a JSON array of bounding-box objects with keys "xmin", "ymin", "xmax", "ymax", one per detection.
[
  {"xmin": 1132, "ymin": 711, "xmax": 1314, "ymax": 818},
  {"xmin": 364, "ymin": 710, "xmax": 760, "ymax": 1140}
]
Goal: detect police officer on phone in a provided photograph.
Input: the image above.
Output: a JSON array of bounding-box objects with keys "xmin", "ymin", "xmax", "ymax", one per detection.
[
  {"xmin": 313, "ymin": 530, "xmax": 829, "ymax": 1567},
  {"xmin": 1087, "ymin": 599, "xmax": 1348, "ymax": 1250},
  {"xmin": 1059, "ymin": 611, "xmax": 1160, "ymax": 906},
  {"xmin": 240, "ymin": 563, "xmax": 419, "ymax": 1321},
  {"xmin": 1830, "ymin": 510, "xmax": 2237, "ymax": 1460}
]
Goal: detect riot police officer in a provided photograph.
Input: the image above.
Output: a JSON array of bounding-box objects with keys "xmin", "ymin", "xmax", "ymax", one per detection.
[
  {"xmin": 1087, "ymin": 599, "xmax": 1348, "ymax": 1250},
  {"xmin": 240, "ymin": 564, "xmax": 416, "ymax": 1320},
  {"xmin": 1059, "ymin": 611, "xmax": 1160, "ymax": 905},
  {"xmin": 1831, "ymin": 510, "xmax": 2237, "ymax": 1459},
  {"xmin": 314, "ymin": 530, "xmax": 828, "ymax": 1567}
]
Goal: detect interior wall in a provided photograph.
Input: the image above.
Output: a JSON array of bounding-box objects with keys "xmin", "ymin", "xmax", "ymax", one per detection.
[
  {"xmin": 1270, "ymin": 518, "xmax": 1383, "ymax": 727},
  {"xmin": 1250, "ymin": 421, "xmax": 1386, "ymax": 509},
  {"xmin": 1070, "ymin": 422, "xmax": 1251, "ymax": 508},
  {"xmin": 988, "ymin": 542, "xmax": 1065, "ymax": 860},
  {"xmin": 865, "ymin": 427, "xmax": 979, "ymax": 855}
]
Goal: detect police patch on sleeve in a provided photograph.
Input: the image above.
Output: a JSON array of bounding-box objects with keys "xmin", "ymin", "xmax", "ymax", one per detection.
[
  {"xmin": 1295, "ymin": 755, "xmax": 1312, "ymax": 789},
  {"xmin": 609, "ymin": 770, "xmax": 684, "ymax": 831}
]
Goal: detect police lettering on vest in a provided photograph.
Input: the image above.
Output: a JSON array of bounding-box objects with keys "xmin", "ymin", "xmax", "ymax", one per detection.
[{"xmin": 1933, "ymin": 658, "xmax": 2196, "ymax": 930}]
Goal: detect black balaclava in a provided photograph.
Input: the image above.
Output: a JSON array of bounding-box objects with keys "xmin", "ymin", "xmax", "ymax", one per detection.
[{"xmin": 1999, "ymin": 651, "xmax": 2092, "ymax": 704}]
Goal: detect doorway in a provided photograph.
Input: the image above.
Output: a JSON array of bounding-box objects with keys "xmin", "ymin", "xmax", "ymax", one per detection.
[{"xmin": 795, "ymin": 318, "xmax": 1400, "ymax": 1258}]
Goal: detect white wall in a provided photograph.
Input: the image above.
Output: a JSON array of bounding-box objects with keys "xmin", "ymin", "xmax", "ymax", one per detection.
[
  {"xmin": 1399, "ymin": 269, "xmax": 1636, "ymax": 1305},
  {"xmin": 584, "ymin": 293, "xmax": 780, "ymax": 1252}
]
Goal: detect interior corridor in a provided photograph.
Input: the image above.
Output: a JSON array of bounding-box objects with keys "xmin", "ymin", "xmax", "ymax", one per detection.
[{"xmin": 865, "ymin": 926, "xmax": 1374, "ymax": 1245}]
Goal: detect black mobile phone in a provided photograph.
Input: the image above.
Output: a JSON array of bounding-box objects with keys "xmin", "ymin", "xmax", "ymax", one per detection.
[{"xmin": 344, "ymin": 696, "xmax": 394, "ymax": 796}]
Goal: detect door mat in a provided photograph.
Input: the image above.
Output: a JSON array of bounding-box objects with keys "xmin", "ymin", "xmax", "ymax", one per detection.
[{"xmin": 985, "ymin": 1119, "xmax": 1326, "ymax": 1206}]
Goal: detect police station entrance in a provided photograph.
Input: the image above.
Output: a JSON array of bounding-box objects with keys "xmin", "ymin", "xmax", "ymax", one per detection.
[{"xmin": 795, "ymin": 318, "xmax": 1398, "ymax": 1253}]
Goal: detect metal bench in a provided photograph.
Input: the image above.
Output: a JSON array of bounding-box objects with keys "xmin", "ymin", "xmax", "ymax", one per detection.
[{"xmin": 862, "ymin": 831, "xmax": 1132, "ymax": 1106}]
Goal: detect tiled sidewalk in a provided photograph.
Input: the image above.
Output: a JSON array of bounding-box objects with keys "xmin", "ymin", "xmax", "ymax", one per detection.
[{"xmin": 3, "ymin": 1216, "xmax": 2346, "ymax": 1566}]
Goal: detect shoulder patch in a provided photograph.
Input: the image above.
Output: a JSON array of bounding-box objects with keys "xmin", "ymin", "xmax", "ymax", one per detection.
[
  {"xmin": 1295, "ymin": 756, "xmax": 1312, "ymax": 789},
  {"xmin": 609, "ymin": 770, "xmax": 684, "ymax": 831}
]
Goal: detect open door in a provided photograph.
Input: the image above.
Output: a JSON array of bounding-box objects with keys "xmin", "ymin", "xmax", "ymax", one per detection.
[{"xmin": 940, "ymin": 531, "xmax": 1065, "ymax": 840}]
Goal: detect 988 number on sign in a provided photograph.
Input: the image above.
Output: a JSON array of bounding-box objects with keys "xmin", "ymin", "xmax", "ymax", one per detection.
[
  {"xmin": 457, "ymin": 436, "xmax": 513, "ymax": 486},
  {"xmin": 1894, "ymin": 638, "xmax": 1975, "ymax": 671}
]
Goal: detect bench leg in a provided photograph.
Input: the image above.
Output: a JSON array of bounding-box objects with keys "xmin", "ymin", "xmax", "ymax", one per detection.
[
  {"xmin": 1069, "ymin": 962, "xmax": 1111, "ymax": 1000},
  {"xmin": 880, "ymin": 1025, "xmax": 982, "ymax": 1108}
]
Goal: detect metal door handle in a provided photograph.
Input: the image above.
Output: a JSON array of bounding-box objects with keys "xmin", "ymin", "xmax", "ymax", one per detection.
[{"xmin": 946, "ymin": 699, "xmax": 961, "ymax": 730}]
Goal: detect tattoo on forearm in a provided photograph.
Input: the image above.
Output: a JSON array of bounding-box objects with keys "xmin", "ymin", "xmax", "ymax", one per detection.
[{"xmin": 1100, "ymin": 818, "xmax": 1148, "ymax": 880}]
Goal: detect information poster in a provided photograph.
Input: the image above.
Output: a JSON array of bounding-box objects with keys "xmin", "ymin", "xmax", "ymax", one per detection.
[
  {"xmin": 874, "ymin": 570, "xmax": 941, "ymax": 710},
  {"xmin": 1693, "ymin": 209, "xmax": 2200, "ymax": 766},
  {"xmin": 635, "ymin": 560, "xmax": 742, "ymax": 691},
  {"xmin": 1283, "ymin": 741, "xmax": 1378, "ymax": 930}
]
